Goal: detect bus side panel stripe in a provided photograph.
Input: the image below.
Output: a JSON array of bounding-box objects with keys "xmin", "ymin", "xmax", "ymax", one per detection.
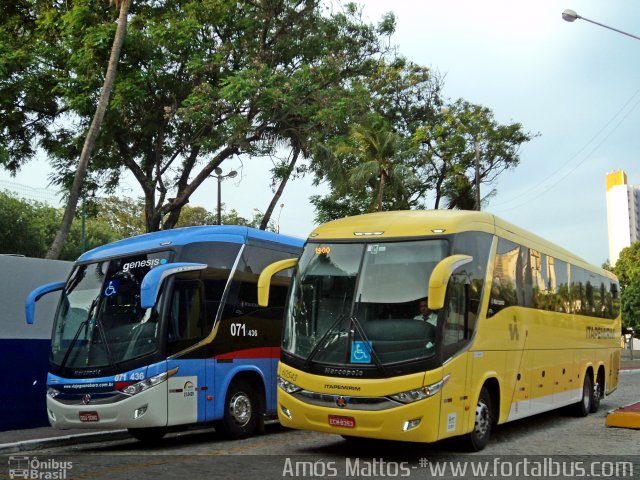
[{"xmin": 212, "ymin": 347, "xmax": 280, "ymax": 360}]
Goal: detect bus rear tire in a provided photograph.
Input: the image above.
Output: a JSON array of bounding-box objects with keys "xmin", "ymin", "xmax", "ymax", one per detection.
[
  {"xmin": 590, "ymin": 370, "xmax": 604, "ymax": 413},
  {"xmin": 128, "ymin": 427, "xmax": 167, "ymax": 443},
  {"xmin": 462, "ymin": 386, "xmax": 493, "ymax": 452},
  {"xmin": 218, "ymin": 380, "xmax": 259, "ymax": 439},
  {"xmin": 573, "ymin": 373, "xmax": 593, "ymax": 417}
]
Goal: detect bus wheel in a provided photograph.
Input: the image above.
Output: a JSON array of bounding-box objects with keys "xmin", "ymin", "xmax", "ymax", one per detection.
[
  {"xmin": 590, "ymin": 371, "xmax": 604, "ymax": 413},
  {"xmin": 128, "ymin": 427, "xmax": 167, "ymax": 443},
  {"xmin": 574, "ymin": 374, "xmax": 593, "ymax": 417},
  {"xmin": 462, "ymin": 386, "xmax": 492, "ymax": 451},
  {"xmin": 219, "ymin": 380, "xmax": 259, "ymax": 439}
]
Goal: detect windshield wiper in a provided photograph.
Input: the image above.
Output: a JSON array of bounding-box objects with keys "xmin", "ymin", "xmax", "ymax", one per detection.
[
  {"xmin": 91, "ymin": 317, "xmax": 115, "ymax": 367},
  {"xmin": 304, "ymin": 310, "xmax": 348, "ymax": 369},
  {"xmin": 60, "ymin": 297, "xmax": 98, "ymax": 369},
  {"xmin": 84, "ymin": 298, "xmax": 115, "ymax": 368},
  {"xmin": 59, "ymin": 318, "xmax": 89, "ymax": 369}
]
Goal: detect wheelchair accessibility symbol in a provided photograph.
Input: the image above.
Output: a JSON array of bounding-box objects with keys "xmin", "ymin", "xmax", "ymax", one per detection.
[
  {"xmin": 350, "ymin": 341, "xmax": 372, "ymax": 364},
  {"xmin": 103, "ymin": 280, "xmax": 120, "ymax": 297}
]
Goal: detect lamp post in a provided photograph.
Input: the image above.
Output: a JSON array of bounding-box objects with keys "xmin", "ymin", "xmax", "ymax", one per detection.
[
  {"xmin": 440, "ymin": 106, "xmax": 481, "ymax": 211},
  {"xmin": 276, "ymin": 203, "xmax": 284, "ymax": 233},
  {"xmin": 213, "ymin": 167, "xmax": 237, "ymax": 225},
  {"xmin": 562, "ymin": 9, "xmax": 640, "ymax": 41}
]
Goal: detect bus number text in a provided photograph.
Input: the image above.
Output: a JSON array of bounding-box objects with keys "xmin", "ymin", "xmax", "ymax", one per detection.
[{"xmin": 230, "ymin": 323, "xmax": 257, "ymax": 337}]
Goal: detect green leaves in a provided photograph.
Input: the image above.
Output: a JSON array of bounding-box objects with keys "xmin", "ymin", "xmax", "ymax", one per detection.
[{"xmin": 614, "ymin": 242, "xmax": 640, "ymax": 330}]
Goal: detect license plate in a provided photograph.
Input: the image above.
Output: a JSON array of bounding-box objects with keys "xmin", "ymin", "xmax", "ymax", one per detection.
[
  {"xmin": 79, "ymin": 411, "xmax": 99, "ymax": 422},
  {"xmin": 328, "ymin": 415, "xmax": 355, "ymax": 428}
]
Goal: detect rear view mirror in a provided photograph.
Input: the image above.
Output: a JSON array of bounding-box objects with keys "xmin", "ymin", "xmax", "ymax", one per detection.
[
  {"xmin": 428, "ymin": 255, "xmax": 473, "ymax": 311},
  {"xmin": 25, "ymin": 281, "xmax": 65, "ymax": 325},
  {"xmin": 257, "ymin": 258, "xmax": 298, "ymax": 307}
]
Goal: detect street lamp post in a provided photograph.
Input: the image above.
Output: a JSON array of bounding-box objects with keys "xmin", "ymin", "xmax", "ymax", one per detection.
[
  {"xmin": 213, "ymin": 167, "xmax": 237, "ymax": 225},
  {"xmin": 276, "ymin": 203, "xmax": 284, "ymax": 233},
  {"xmin": 562, "ymin": 9, "xmax": 640, "ymax": 41}
]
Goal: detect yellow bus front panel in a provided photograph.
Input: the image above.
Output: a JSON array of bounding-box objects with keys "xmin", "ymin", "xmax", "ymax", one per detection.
[{"xmin": 277, "ymin": 363, "xmax": 449, "ymax": 443}]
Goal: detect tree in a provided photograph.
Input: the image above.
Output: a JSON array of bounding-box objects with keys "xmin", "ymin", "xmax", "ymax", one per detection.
[
  {"xmin": 318, "ymin": 114, "xmax": 411, "ymax": 213},
  {"xmin": 0, "ymin": 191, "xmax": 119, "ymax": 259},
  {"xmin": 413, "ymin": 99, "xmax": 535, "ymax": 210},
  {"xmin": 614, "ymin": 242, "xmax": 640, "ymax": 330},
  {"xmin": 309, "ymin": 58, "xmax": 534, "ymax": 221},
  {"xmin": 46, "ymin": 0, "xmax": 131, "ymax": 259},
  {"xmin": 2, "ymin": 1, "xmax": 392, "ymax": 237}
]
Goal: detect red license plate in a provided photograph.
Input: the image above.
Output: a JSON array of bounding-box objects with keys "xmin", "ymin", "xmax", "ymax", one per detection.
[
  {"xmin": 328, "ymin": 415, "xmax": 355, "ymax": 428},
  {"xmin": 79, "ymin": 411, "xmax": 99, "ymax": 422}
]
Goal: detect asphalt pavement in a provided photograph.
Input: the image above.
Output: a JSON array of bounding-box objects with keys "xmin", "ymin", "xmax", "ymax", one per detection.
[{"xmin": 1, "ymin": 357, "xmax": 638, "ymax": 455}]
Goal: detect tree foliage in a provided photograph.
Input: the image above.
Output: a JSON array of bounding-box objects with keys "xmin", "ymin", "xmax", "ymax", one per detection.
[
  {"xmin": 1, "ymin": 0, "xmax": 393, "ymax": 234},
  {"xmin": 415, "ymin": 99, "xmax": 535, "ymax": 210},
  {"xmin": 0, "ymin": 192, "xmax": 275, "ymax": 260},
  {"xmin": 614, "ymin": 242, "xmax": 640, "ymax": 330},
  {"xmin": 0, "ymin": 191, "xmax": 119, "ymax": 260},
  {"xmin": 309, "ymin": 58, "xmax": 536, "ymax": 222}
]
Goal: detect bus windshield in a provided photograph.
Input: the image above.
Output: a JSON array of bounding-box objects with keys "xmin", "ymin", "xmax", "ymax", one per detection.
[
  {"xmin": 51, "ymin": 251, "xmax": 171, "ymax": 369},
  {"xmin": 283, "ymin": 240, "xmax": 449, "ymax": 368}
]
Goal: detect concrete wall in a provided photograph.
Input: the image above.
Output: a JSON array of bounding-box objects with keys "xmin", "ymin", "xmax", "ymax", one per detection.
[{"xmin": 0, "ymin": 255, "xmax": 72, "ymax": 431}]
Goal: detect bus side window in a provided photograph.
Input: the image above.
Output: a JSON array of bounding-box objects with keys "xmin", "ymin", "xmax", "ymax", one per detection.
[
  {"xmin": 443, "ymin": 278, "xmax": 470, "ymax": 358},
  {"xmin": 167, "ymin": 279, "xmax": 206, "ymax": 355}
]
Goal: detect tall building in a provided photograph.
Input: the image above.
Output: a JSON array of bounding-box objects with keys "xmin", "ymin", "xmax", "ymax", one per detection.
[{"xmin": 605, "ymin": 170, "xmax": 640, "ymax": 265}]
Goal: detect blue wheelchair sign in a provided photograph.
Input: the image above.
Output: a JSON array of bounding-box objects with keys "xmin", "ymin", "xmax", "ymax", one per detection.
[
  {"xmin": 350, "ymin": 341, "xmax": 372, "ymax": 364},
  {"xmin": 103, "ymin": 280, "xmax": 120, "ymax": 297}
]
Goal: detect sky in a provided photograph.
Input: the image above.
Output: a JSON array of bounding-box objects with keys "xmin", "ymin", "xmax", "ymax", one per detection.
[{"xmin": 2, "ymin": 0, "xmax": 640, "ymax": 266}]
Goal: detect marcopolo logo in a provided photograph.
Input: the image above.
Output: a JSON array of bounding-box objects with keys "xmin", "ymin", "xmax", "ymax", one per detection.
[
  {"xmin": 122, "ymin": 258, "xmax": 167, "ymax": 272},
  {"xmin": 8, "ymin": 456, "xmax": 72, "ymax": 479}
]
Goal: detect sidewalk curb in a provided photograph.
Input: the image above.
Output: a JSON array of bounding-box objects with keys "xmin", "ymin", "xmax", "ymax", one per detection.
[{"xmin": 0, "ymin": 430, "xmax": 130, "ymax": 455}]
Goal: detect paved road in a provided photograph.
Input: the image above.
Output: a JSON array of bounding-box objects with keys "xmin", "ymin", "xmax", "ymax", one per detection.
[{"xmin": 3, "ymin": 370, "xmax": 639, "ymax": 479}]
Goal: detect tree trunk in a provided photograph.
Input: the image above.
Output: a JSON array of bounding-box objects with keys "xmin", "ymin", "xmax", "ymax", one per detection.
[
  {"xmin": 260, "ymin": 146, "xmax": 300, "ymax": 230},
  {"xmin": 46, "ymin": 0, "xmax": 131, "ymax": 259}
]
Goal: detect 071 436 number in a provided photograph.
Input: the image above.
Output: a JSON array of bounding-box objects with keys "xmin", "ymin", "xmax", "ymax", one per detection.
[{"xmin": 230, "ymin": 323, "xmax": 258, "ymax": 337}]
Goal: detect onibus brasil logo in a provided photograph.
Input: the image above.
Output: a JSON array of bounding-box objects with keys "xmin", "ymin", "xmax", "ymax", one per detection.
[{"xmin": 8, "ymin": 456, "xmax": 72, "ymax": 479}]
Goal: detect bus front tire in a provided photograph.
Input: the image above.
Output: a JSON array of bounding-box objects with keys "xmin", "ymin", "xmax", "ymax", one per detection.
[
  {"xmin": 462, "ymin": 386, "xmax": 493, "ymax": 452},
  {"xmin": 218, "ymin": 380, "xmax": 259, "ymax": 439},
  {"xmin": 574, "ymin": 374, "xmax": 593, "ymax": 417},
  {"xmin": 128, "ymin": 427, "xmax": 168, "ymax": 443}
]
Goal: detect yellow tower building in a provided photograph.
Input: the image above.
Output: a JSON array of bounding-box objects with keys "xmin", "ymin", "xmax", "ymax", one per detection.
[{"xmin": 605, "ymin": 170, "xmax": 640, "ymax": 265}]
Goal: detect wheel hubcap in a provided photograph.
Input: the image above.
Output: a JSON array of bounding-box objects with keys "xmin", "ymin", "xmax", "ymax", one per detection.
[
  {"xmin": 474, "ymin": 400, "xmax": 490, "ymax": 437},
  {"xmin": 229, "ymin": 392, "xmax": 252, "ymax": 426},
  {"xmin": 593, "ymin": 381, "xmax": 601, "ymax": 401}
]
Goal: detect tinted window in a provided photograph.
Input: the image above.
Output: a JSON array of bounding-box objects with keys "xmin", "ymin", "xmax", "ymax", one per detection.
[
  {"xmin": 166, "ymin": 279, "xmax": 208, "ymax": 355},
  {"xmin": 453, "ymin": 231, "xmax": 492, "ymax": 328},
  {"xmin": 489, "ymin": 238, "xmax": 520, "ymax": 316}
]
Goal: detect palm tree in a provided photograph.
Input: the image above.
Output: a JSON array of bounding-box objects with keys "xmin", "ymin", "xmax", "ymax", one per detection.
[
  {"xmin": 331, "ymin": 115, "xmax": 410, "ymax": 212},
  {"xmin": 46, "ymin": 0, "xmax": 131, "ymax": 259}
]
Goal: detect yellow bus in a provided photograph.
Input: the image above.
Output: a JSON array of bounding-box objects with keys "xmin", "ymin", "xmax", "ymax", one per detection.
[{"xmin": 257, "ymin": 210, "xmax": 621, "ymax": 450}]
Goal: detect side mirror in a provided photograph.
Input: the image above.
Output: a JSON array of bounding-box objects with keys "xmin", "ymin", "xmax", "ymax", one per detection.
[
  {"xmin": 428, "ymin": 255, "xmax": 473, "ymax": 311},
  {"xmin": 257, "ymin": 258, "xmax": 299, "ymax": 307},
  {"xmin": 140, "ymin": 262, "xmax": 207, "ymax": 309},
  {"xmin": 25, "ymin": 281, "xmax": 65, "ymax": 325}
]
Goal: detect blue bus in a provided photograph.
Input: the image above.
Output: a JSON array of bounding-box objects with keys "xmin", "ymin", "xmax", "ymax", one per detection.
[{"xmin": 26, "ymin": 226, "xmax": 303, "ymax": 442}]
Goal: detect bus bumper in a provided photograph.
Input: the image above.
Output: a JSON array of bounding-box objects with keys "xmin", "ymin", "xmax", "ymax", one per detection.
[
  {"xmin": 46, "ymin": 382, "xmax": 168, "ymax": 430},
  {"xmin": 277, "ymin": 389, "xmax": 441, "ymax": 443}
]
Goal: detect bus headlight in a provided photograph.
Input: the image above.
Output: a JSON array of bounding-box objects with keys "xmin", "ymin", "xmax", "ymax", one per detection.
[
  {"xmin": 121, "ymin": 367, "xmax": 178, "ymax": 396},
  {"xmin": 47, "ymin": 388, "xmax": 60, "ymax": 399},
  {"xmin": 277, "ymin": 376, "xmax": 302, "ymax": 394},
  {"xmin": 389, "ymin": 375, "xmax": 450, "ymax": 404}
]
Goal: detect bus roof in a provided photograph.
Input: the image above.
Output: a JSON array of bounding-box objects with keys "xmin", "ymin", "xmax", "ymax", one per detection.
[
  {"xmin": 307, "ymin": 210, "xmax": 614, "ymax": 279},
  {"xmin": 77, "ymin": 225, "xmax": 304, "ymax": 262},
  {"xmin": 309, "ymin": 210, "xmax": 495, "ymax": 240}
]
